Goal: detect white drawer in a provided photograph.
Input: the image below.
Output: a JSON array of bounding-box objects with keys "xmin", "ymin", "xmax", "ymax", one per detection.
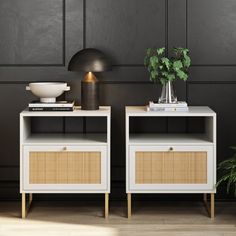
[
  {"xmin": 128, "ymin": 145, "xmax": 215, "ymax": 192},
  {"xmin": 22, "ymin": 145, "xmax": 108, "ymax": 192}
]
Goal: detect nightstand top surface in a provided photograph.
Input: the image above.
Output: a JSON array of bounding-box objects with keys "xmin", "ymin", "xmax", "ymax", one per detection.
[
  {"xmin": 20, "ymin": 106, "xmax": 111, "ymax": 117},
  {"xmin": 125, "ymin": 106, "xmax": 216, "ymax": 117}
]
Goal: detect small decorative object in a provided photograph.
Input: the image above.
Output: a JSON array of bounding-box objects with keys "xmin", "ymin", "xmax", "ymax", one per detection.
[
  {"xmin": 68, "ymin": 48, "xmax": 112, "ymax": 110},
  {"xmin": 26, "ymin": 82, "xmax": 70, "ymax": 103},
  {"xmin": 217, "ymin": 146, "xmax": 236, "ymax": 196},
  {"xmin": 144, "ymin": 47, "xmax": 191, "ymax": 103}
]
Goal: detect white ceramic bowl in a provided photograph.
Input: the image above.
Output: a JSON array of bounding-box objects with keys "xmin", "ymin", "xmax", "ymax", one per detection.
[{"xmin": 26, "ymin": 82, "xmax": 70, "ymax": 103}]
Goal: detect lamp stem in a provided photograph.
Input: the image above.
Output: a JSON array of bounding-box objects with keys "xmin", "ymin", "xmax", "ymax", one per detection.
[{"xmin": 81, "ymin": 72, "xmax": 99, "ymax": 110}]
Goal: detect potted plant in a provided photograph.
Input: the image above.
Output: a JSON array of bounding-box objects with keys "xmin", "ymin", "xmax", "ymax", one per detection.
[
  {"xmin": 144, "ymin": 47, "xmax": 191, "ymax": 103},
  {"xmin": 217, "ymin": 147, "xmax": 236, "ymax": 196}
]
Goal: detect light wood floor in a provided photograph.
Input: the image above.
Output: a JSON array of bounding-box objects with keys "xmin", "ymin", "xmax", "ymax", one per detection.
[{"xmin": 0, "ymin": 201, "xmax": 235, "ymax": 236}]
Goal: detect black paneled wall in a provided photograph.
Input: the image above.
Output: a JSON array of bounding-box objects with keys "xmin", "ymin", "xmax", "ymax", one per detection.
[{"xmin": 0, "ymin": 0, "xmax": 236, "ymax": 200}]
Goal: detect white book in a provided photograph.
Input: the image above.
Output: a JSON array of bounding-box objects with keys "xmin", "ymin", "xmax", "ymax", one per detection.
[
  {"xmin": 29, "ymin": 101, "xmax": 75, "ymax": 108},
  {"xmin": 149, "ymin": 101, "xmax": 188, "ymax": 108},
  {"xmin": 147, "ymin": 106, "xmax": 189, "ymax": 112}
]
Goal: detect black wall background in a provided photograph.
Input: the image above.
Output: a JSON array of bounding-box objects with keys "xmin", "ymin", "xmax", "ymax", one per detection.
[{"xmin": 0, "ymin": 0, "xmax": 236, "ymax": 201}]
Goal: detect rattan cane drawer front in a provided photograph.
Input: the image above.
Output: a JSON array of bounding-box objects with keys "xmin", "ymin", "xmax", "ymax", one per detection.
[
  {"xmin": 135, "ymin": 151, "xmax": 207, "ymax": 184},
  {"xmin": 29, "ymin": 151, "xmax": 101, "ymax": 184}
]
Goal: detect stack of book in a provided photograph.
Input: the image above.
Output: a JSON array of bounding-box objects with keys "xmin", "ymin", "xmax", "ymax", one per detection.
[
  {"xmin": 28, "ymin": 101, "xmax": 75, "ymax": 111},
  {"xmin": 147, "ymin": 101, "xmax": 188, "ymax": 112}
]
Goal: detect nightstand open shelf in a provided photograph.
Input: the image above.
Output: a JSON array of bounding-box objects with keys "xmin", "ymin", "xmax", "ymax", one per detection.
[
  {"xmin": 24, "ymin": 133, "xmax": 107, "ymax": 145},
  {"xmin": 126, "ymin": 106, "xmax": 216, "ymax": 219},
  {"xmin": 129, "ymin": 133, "xmax": 213, "ymax": 145},
  {"xmin": 20, "ymin": 106, "xmax": 111, "ymax": 219}
]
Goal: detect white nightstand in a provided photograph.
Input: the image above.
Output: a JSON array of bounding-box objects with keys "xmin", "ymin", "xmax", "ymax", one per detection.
[
  {"xmin": 20, "ymin": 107, "xmax": 111, "ymax": 218},
  {"xmin": 125, "ymin": 106, "xmax": 216, "ymax": 218}
]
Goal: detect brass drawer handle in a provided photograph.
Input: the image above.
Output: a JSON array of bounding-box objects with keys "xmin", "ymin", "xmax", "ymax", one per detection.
[{"xmin": 169, "ymin": 147, "xmax": 174, "ymax": 151}]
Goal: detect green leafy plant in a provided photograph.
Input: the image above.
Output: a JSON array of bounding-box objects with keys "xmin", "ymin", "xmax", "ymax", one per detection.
[
  {"xmin": 144, "ymin": 47, "xmax": 191, "ymax": 84},
  {"xmin": 216, "ymin": 147, "xmax": 236, "ymax": 196}
]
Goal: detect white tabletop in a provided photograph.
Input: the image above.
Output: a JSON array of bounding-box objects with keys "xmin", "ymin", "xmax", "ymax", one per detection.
[
  {"xmin": 20, "ymin": 106, "xmax": 111, "ymax": 117},
  {"xmin": 126, "ymin": 106, "xmax": 216, "ymax": 117}
]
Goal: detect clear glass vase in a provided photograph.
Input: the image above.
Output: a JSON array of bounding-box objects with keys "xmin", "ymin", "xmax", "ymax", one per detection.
[{"xmin": 158, "ymin": 80, "xmax": 177, "ymax": 103}]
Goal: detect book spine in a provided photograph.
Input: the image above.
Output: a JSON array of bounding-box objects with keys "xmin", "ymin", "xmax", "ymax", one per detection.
[
  {"xmin": 149, "ymin": 103, "xmax": 187, "ymax": 108},
  {"xmin": 29, "ymin": 107, "xmax": 74, "ymax": 111},
  {"xmin": 149, "ymin": 105, "xmax": 188, "ymax": 108},
  {"xmin": 147, "ymin": 107, "xmax": 189, "ymax": 112},
  {"xmin": 149, "ymin": 101, "xmax": 187, "ymax": 107},
  {"xmin": 28, "ymin": 104, "xmax": 73, "ymax": 108}
]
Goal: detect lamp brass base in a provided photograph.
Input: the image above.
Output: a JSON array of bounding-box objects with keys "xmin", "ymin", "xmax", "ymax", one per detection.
[{"xmin": 81, "ymin": 72, "xmax": 99, "ymax": 110}]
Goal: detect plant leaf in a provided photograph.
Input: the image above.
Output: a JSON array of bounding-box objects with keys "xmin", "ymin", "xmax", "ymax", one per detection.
[
  {"xmin": 173, "ymin": 60, "xmax": 183, "ymax": 71},
  {"xmin": 146, "ymin": 48, "xmax": 152, "ymax": 56},
  {"xmin": 150, "ymin": 70, "xmax": 158, "ymax": 81},
  {"xmin": 176, "ymin": 70, "xmax": 188, "ymax": 81},
  {"xmin": 161, "ymin": 71, "xmax": 169, "ymax": 77},
  {"xmin": 157, "ymin": 47, "xmax": 165, "ymax": 55},
  {"xmin": 167, "ymin": 73, "xmax": 175, "ymax": 81},
  {"xmin": 144, "ymin": 56, "xmax": 148, "ymax": 66},
  {"xmin": 216, "ymin": 173, "xmax": 232, "ymax": 187},
  {"xmin": 161, "ymin": 57, "xmax": 171, "ymax": 70},
  {"xmin": 150, "ymin": 56, "xmax": 158, "ymax": 69},
  {"xmin": 160, "ymin": 78, "xmax": 166, "ymax": 85},
  {"xmin": 217, "ymin": 146, "xmax": 236, "ymax": 196},
  {"xmin": 147, "ymin": 65, "xmax": 152, "ymax": 72},
  {"xmin": 183, "ymin": 54, "xmax": 191, "ymax": 67}
]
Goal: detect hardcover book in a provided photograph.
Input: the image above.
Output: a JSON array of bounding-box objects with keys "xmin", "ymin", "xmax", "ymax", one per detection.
[
  {"xmin": 147, "ymin": 101, "xmax": 189, "ymax": 112},
  {"xmin": 28, "ymin": 100, "xmax": 75, "ymax": 108},
  {"xmin": 29, "ymin": 107, "xmax": 74, "ymax": 111},
  {"xmin": 149, "ymin": 101, "xmax": 188, "ymax": 108}
]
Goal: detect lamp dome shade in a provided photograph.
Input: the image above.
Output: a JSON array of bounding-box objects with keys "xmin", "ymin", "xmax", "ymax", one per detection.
[{"xmin": 68, "ymin": 48, "xmax": 112, "ymax": 72}]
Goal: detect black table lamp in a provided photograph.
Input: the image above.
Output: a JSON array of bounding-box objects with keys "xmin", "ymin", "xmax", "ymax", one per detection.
[{"xmin": 68, "ymin": 48, "xmax": 111, "ymax": 110}]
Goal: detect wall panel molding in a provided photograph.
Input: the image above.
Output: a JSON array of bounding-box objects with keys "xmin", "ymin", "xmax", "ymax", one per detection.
[{"xmin": 188, "ymin": 66, "xmax": 236, "ymax": 82}]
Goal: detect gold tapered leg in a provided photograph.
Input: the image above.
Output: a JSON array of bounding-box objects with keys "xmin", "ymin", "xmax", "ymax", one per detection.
[
  {"xmin": 105, "ymin": 193, "xmax": 109, "ymax": 219},
  {"xmin": 22, "ymin": 193, "xmax": 26, "ymax": 219},
  {"xmin": 203, "ymin": 193, "xmax": 210, "ymax": 216},
  {"xmin": 127, "ymin": 193, "xmax": 131, "ymax": 219},
  {"xmin": 22, "ymin": 193, "xmax": 33, "ymax": 219},
  {"xmin": 203, "ymin": 193, "xmax": 215, "ymax": 218},
  {"xmin": 29, "ymin": 193, "xmax": 33, "ymax": 206},
  {"xmin": 210, "ymin": 193, "xmax": 215, "ymax": 219}
]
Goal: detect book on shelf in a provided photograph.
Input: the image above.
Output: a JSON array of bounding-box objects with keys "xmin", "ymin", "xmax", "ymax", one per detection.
[
  {"xmin": 28, "ymin": 100, "xmax": 75, "ymax": 111},
  {"xmin": 29, "ymin": 107, "xmax": 74, "ymax": 111},
  {"xmin": 28, "ymin": 100, "xmax": 75, "ymax": 108},
  {"xmin": 147, "ymin": 101, "xmax": 189, "ymax": 112},
  {"xmin": 149, "ymin": 101, "xmax": 188, "ymax": 108},
  {"xmin": 147, "ymin": 106, "xmax": 189, "ymax": 112}
]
